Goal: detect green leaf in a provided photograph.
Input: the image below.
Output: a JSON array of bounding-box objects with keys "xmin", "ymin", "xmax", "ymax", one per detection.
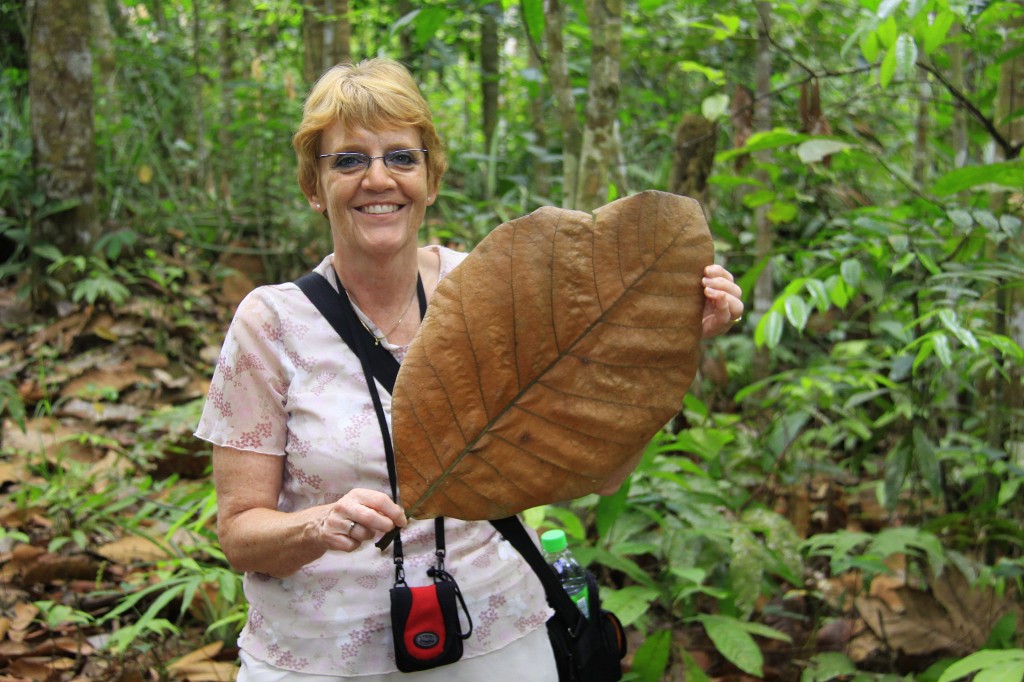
[
  {"xmin": 913, "ymin": 426, "xmax": 942, "ymax": 497},
  {"xmin": 805, "ymin": 279, "xmax": 831, "ymax": 312},
  {"xmin": 947, "ymin": 209, "xmax": 974, "ymax": 231},
  {"xmin": 894, "ymin": 34, "xmax": 918, "ymax": 80},
  {"xmin": 884, "ymin": 444, "xmax": 911, "ymax": 509},
  {"xmin": 937, "ymin": 309, "xmax": 980, "ymax": 351},
  {"xmin": 797, "ymin": 139, "xmax": 854, "ymax": 164},
  {"xmin": 596, "ymin": 480, "xmax": 629, "ymax": 538},
  {"xmin": 756, "ymin": 310, "xmax": 785, "ymax": 348},
  {"xmin": 877, "ymin": 15, "xmax": 898, "ymax": 47},
  {"xmin": 932, "ymin": 161, "xmax": 1024, "ymax": 196},
  {"xmin": 413, "ymin": 6, "xmax": 447, "ymax": 47},
  {"xmin": 630, "ymin": 629, "xmax": 672, "ymax": 682},
  {"xmin": 599, "ymin": 586, "xmax": 658, "ymax": 627},
  {"xmin": 860, "ymin": 29, "xmax": 880, "ymax": 62},
  {"xmin": 767, "ymin": 202, "xmax": 798, "ymax": 224},
  {"xmin": 32, "ymin": 243, "xmax": 63, "ymax": 262},
  {"xmin": 936, "ymin": 648, "xmax": 1024, "ymax": 682},
  {"xmin": 701, "ymin": 93, "xmax": 730, "ymax": 120},
  {"xmin": 717, "ymin": 129, "xmax": 808, "ymax": 162},
  {"xmin": 840, "ymin": 259, "xmax": 863, "ymax": 288},
  {"xmin": 784, "ymin": 295, "xmax": 810, "ymax": 331},
  {"xmin": 520, "ymin": 0, "xmax": 544, "ymax": 47},
  {"xmin": 802, "ymin": 652, "xmax": 858, "ymax": 681},
  {"xmin": 680, "ymin": 60, "xmax": 725, "ymax": 85},
  {"xmin": 879, "ymin": 44, "xmax": 898, "ymax": 87},
  {"xmin": 698, "ymin": 614, "xmax": 764, "ymax": 677},
  {"xmin": 923, "ymin": 9, "xmax": 955, "ymax": 54},
  {"xmin": 876, "ymin": 0, "xmax": 902, "ymax": 19},
  {"xmin": 905, "ymin": 0, "xmax": 926, "ymax": 18},
  {"xmin": 826, "ymin": 275, "xmax": 850, "ymax": 308},
  {"xmin": 933, "ymin": 333, "xmax": 953, "ymax": 367},
  {"xmin": 742, "ymin": 189, "xmax": 775, "ymax": 208}
]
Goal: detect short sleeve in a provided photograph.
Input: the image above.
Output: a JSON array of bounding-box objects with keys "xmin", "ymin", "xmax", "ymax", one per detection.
[{"xmin": 195, "ymin": 287, "xmax": 294, "ymax": 455}]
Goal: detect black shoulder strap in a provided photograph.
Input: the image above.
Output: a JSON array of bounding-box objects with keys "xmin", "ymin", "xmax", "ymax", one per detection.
[{"xmin": 490, "ymin": 516, "xmax": 587, "ymax": 635}]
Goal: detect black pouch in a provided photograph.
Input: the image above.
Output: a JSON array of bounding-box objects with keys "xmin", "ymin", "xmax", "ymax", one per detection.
[
  {"xmin": 390, "ymin": 568, "xmax": 473, "ymax": 673},
  {"xmin": 546, "ymin": 572, "xmax": 627, "ymax": 682}
]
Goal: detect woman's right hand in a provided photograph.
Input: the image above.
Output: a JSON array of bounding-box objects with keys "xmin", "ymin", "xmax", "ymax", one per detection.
[{"xmin": 316, "ymin": 488, "xmax": 408, "ymax": 552}]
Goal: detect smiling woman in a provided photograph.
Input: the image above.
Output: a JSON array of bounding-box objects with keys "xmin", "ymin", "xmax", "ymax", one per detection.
[{"xmin": 193, "ymin": 57, "xmax": 743, "ymax": 682}]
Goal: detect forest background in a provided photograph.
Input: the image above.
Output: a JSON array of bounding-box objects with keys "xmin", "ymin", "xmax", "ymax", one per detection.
[{"xmin": 1, "ymin": 0, "xmax": 1023, "ymax": 680}]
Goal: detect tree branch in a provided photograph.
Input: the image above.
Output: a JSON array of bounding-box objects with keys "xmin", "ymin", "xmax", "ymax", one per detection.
[{"xmin": 917, "ymin": 60, "xmax": 1021, "ymax": 160}]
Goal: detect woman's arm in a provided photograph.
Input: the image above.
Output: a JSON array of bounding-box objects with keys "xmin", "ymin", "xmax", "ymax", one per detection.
[{"xmin": 214, "ymin": 445, "xmax": 407, "ymax": 578}]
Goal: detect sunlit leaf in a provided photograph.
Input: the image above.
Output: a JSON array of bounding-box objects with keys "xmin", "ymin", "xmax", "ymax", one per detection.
[
  {"xmin": 894, "ymin": 34, "xmax": 918, "ymax": 80},
  {"xmin": 880, "ymin": 44, "xmax": 898, "ymax": 87},
  {"xmin": 860, "ymin": 29, "xmax": 880, "ymax": 62},
  {"xmin": 393, "ymin": 192, "xmax": 712, "ymax": 520},
  {"xmin": 797, "ymin": 139, "xmax": 854, "ymax": 164},
  {"xmin": 876, "ymin": 0, "xmax": 902, "ymax": 20},
  {"xmin": 932, "ymin": 161, "xmax": 1024, "ymax": 196},
  {"xmin": 767, "ymin": 202, "xmax": 798, "ymax": 224},
  {"xmin": 923, "ymin": 9, "xmax": 955, "ymax": 54},
  {"xmin": 784, "ymin": 295, "xmax": 809, "ymax": 331}
]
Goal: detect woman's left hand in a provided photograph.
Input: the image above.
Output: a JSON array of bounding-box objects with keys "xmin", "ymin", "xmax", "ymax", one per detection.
[{"xmin": 701, "ymin": 264, "xmax": 744, "ymax": 339}]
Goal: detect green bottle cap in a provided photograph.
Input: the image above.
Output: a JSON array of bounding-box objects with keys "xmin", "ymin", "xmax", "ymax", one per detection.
[{"xmin": 541, "ymin": 529, "xmax": 568, "ymax": 553}]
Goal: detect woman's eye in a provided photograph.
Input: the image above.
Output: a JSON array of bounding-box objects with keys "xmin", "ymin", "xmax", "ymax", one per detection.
[
  {"xmin": 387, "ymin": 151, "xmax": 416, "ymax": 167},
  {"xmin": 333, "ymin": 154, "xmax": 367, "ymax": 171}
]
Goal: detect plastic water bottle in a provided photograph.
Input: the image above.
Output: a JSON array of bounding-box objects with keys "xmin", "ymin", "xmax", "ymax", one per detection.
[{"xmin": 540, "ymin": 529, "xmax": 590, "ymax": 618}]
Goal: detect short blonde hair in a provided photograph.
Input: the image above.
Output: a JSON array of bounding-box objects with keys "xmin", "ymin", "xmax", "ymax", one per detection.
[{"xmin": 293, "ymin": 59, "xmax": 447, "ymax": 199}]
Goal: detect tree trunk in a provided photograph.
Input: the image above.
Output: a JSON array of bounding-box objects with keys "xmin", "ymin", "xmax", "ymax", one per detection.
[
  {"xmin": 304, "ymin": 0, "xmax": 351, "ymax": 86},
  {"xmin": 192, "ymin": 3, "xmax": 208, "ymax": 193},
  {"xmin": 912, "ymin": 71, "xmax": 930, "ymax": 185},
  {"xmin": 27, "ymin": 0, "xmax": 98, "ymax": 257},
  {"xmin": 752, "ymin": 1, "xmax": 773, "ymax": 379},
  {"xmin": 668, "ymin": 113, "xmax": 717, "ymax": 207},
  {"xmin": 543, "ymin": 0, "xmax": 581, "ymax": 209},
  {"xmin": 218, "ymin": 0, "xmax": 236, "ymax": 208},
  {"xmin": 574, "ymin": 0, "xmax": 622, "ymax": 213},
  {"xmin": 89, "ymin": 0, "xmax": 115, "ymax": 95},
  {"xmin": 948, "ymin": 25, "xmax": 968, "ymax": 169},
  {"xmin": 991, "ymin": 17, "xmax": 1023, "ymax": 448},
  {"xmin": 480, "ymin": 2, "xmax": 500, "ymax": 189},
  {"xmin": 527, "ymin": 45, "xmax": 550, "ymax": 202}
]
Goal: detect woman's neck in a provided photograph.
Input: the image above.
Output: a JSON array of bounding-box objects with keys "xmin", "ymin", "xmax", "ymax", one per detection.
[{"xmin": 332, "ymin": 249, "xmax": 423, "ymax": 346}]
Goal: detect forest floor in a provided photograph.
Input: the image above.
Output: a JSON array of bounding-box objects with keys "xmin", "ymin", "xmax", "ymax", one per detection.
[{"xmin": 0, "ymin": 255, "xmax": 1020, "ymax": 681}]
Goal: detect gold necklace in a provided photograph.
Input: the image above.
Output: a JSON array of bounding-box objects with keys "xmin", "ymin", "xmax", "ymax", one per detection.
[{"xmin": 348, "ymin": 285, "xmax": 417, "ymax": 346}]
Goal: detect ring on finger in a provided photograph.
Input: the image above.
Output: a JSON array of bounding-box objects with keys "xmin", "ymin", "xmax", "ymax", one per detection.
[{"xmin": 342, "ymin": 520, "xmax": 357, "ymax": 536}]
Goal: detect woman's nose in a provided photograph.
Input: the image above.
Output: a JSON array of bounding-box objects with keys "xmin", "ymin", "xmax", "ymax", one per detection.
[{"xmin": 361, "ymin": 157, "xmax": 397, "ymax": 189}]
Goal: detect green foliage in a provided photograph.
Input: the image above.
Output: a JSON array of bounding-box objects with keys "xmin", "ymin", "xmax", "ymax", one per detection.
[
  {"xmin": 936, "ymin": 649, "xmax": 1024, "ymax": 682},
  {"xmin": 3, "ymin": 0, "xmax": 1022, "ymax": 677}
]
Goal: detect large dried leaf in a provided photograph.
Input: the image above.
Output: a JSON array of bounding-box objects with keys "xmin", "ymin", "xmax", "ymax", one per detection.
[{"xmin": 392, "ymin": 191, "xmax": 713, "ymax": 519}]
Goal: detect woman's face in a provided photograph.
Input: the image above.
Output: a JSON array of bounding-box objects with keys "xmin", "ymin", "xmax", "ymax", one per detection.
[{"xmin": 309, "ymin": 123, "xmax": 436, "ymax": 262}]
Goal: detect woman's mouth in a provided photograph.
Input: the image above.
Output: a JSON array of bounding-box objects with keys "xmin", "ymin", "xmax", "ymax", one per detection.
[{"xmin": 359, "ymin": 204, "xmax": 402, "ymax": 215}]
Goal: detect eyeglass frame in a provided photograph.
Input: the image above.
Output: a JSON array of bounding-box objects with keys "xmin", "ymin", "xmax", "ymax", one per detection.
[{"xmin": 316, "ymin": 148, "xmax": 429, "ymax": 175}]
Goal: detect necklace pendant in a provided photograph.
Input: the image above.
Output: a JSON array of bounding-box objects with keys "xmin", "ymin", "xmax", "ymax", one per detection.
[{"xmin": 374, "ymin": 337, "xmax": 381, "ymax": 346}]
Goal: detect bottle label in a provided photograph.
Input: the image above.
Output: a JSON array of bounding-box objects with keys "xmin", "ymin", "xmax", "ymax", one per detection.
[{"xmin": 571, "ymin": 586, "xmax": 590, "ymax": 618}]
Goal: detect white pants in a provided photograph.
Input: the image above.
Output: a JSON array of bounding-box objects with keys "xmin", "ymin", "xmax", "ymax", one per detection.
[{"xmin": 237, "ymin": 625, "xmax": 559, "ymax": 681}]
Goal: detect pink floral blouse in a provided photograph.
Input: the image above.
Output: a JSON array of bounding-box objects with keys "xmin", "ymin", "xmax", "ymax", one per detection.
[{"xmin": 195, "ymin": 246, "xmax": 552, "ymax": 675}]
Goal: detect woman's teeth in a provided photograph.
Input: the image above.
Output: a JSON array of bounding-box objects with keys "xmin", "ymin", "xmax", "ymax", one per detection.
[{"xmin": 361, "ymin": 204, "xmax": 400, "ymax": 215}]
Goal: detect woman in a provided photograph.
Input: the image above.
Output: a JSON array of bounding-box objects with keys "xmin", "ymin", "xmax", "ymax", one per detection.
[{"xmin": 195, "ymin": 58, "xmax": 744, "ymax": 681}]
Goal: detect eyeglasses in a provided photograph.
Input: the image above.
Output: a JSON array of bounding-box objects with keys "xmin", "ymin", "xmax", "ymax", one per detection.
[{"xmin": 317, "ymin": 148, "xmax": 429, "ymax": 175}]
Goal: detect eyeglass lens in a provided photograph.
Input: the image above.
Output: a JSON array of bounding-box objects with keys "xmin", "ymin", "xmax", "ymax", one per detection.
[{"xmin": 320, "ymin": 149, "xmax": 427, "ymax": 174}]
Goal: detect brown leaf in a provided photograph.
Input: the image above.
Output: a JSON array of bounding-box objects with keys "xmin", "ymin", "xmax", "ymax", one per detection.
[
  {"xmin": 95, "ymin": 535, "xmax": 171, "ymax": 564},
  {"xmin": 855, "ymin": 565, "xmax": 1023, "ymax": 657},
  {"xmin": 393, "ymin": 191, "xmax": 713, "ymax": 519}
]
